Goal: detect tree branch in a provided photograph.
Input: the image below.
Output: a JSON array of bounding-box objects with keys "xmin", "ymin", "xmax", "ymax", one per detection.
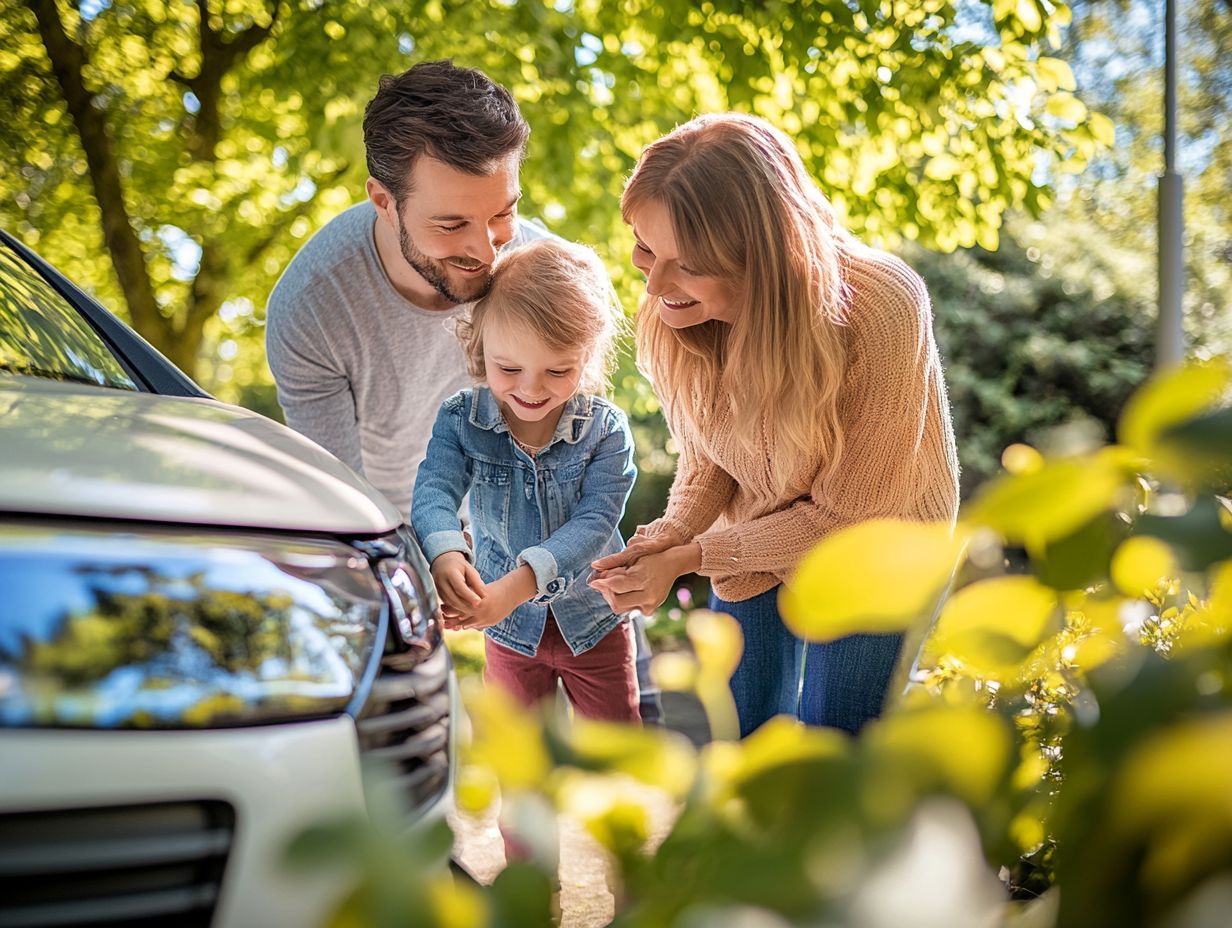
[
  {"xmin": 184, "ymin": 0, "xmax": 279, "ymax": 160},
  {"xmin": 244, "ymin": 164, "xmax": 350, "ymax": 265},
  {"xmin": 182, "ymin": 238, "xmax": 226, "ymax": 338}
]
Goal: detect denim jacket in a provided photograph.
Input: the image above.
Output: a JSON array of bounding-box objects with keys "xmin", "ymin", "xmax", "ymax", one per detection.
[{"xmin": 411, "ymin": 387, "xmax": 636, "ymax": 657}]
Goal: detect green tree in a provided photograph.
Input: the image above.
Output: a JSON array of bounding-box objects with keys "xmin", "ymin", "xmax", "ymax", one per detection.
[
  {"xmin": 4, "ymin": 0, "xmax": 1103, "ymax": 386},
  {"xmin": 1060, "ymin": 0, "xmax": 1231, "ymax": 352},
  {"xmin": 916, "ymin": 212, "xmax": 1157, "ymax": 495}
]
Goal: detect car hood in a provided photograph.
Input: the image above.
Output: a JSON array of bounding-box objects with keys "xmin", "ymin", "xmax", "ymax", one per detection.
[{"xmin": 0, "ymin": 377, "xmax": 403, "ymax": 535}]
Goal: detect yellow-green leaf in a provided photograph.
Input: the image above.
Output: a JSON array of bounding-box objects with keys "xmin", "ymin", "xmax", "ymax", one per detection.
[
  {"xmin": 454, "ymin": 764, "xmax": 499, "ymax": 815},
  {"xmin": 1208, "ymin": 561, "xmax": 1232, "ymax": 626},
  {"xmin": 780, "ymin": 520, "xmax": 967, "ymax": 642},
  {"xmin": 862, "ymin": 706, "xmax": 1013, "ymax": 806},
  {"xmin": 1118, "ymin": 359, "xmax": 1232, "ymax": 459},
  {"xmin": 929, "ymin": 576, "xmax": 1061, "ymax": 677},
  {"xmin": 1016, "ymin": 0, "xmax": 1043, "ymax": 32},
  {"xmin": 924, "ymin": 153, "xmax": 962, "ymax": 180},
  {"xmin": 1088, "ymin": 111, "xmax": 1116, "ymax": 146},
  {"xmin": 687, "ymin": 609, "xmax": 744, "ymax": 680},
  {"xmin": 1110, "ymin": 536, "xmax": 1179, "ymax": 598},
  {"xmin": 1175, "ymin": 560, "xmax": 1232, "ymax": 651},
  {"xmin": 461, "ymin": 682, "xmax": 551, "ymax": 791},
  {"xmin": 650, "ymin": 651, "xmax": 698, "ymax": 692},
  {"xmin": 1067, "ymin": 597, "xmax": 1132, "ymax": 672},
  {"xmin": 702, "ymin": 716, "xmax": 850, "ymax": 802},
  {"xmin": 1110, "ymin": 712, "xmax": 1232, "ymax": 834},
  {"xmin": 557, "ymin": 772, "xmax": 656, "ymax": 857},
  {"xmin": 966, "ymin": 457, "xmax": 1127, "ymax": 552},
  {"xmin": 1002, "ymin": 443, "xmax": 1044, "ymax": 475},
  {"xmin": 428, "ymin": 875, "xmax": 490, "ymax": 928},
  {"xmin": 1045, "ymin": 92, "xmax": 1087, "ymax": 123},
  {"xmin": 1036, "ymin": 56, "xmax": 1076, "ymax": 92},
  {"xmin": 567, "ymin": 718, "xmax": 698, "ymax": 798}
]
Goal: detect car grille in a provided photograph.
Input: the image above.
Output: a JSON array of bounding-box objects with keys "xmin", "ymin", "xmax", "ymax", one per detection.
[
  {"xmin": 355, "ymin": 642, "xmax": 452, "ymax": 812},
  {"xmin": 0, "ymin": 800, "xmax": 233, "ymax": 928}
]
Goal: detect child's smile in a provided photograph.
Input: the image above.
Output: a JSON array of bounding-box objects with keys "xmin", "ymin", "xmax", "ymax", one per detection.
[{"xmin": 482, "ymin": 318, "xmax": 585, "ymax": 444}]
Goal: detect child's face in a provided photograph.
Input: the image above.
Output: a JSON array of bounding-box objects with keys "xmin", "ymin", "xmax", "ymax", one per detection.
[{"xmin": 483, "ymin": 318, "xmax": 585, "ymax": 427}]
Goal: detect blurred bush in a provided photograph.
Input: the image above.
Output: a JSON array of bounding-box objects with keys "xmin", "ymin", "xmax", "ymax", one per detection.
[
  {"xmin": 917, "ymin": 214, "xmax": 1158, "ymax": 496},
  {"xmin": 290, "ymin": 358, "xmax": 1232, "ymax": 928}
]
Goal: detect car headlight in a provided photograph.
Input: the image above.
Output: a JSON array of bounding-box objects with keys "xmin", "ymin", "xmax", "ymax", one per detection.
[{"xmin": 0, "ymin": 522, "xmax": 389, "ymax": 729}]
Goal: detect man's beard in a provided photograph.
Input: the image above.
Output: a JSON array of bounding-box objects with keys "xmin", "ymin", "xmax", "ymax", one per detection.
[{"xmin": 398, "ymin": 221, "xmax": 495, "ymax": 306}]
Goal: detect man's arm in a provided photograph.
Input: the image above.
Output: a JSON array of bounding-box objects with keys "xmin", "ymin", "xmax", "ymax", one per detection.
[{"xmin": 266, "ymin": 286, "xmax": 364, "ymax": 474}]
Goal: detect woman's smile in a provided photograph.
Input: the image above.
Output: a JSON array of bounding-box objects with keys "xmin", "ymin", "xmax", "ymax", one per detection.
[{"xmin": 660, "ymin": 296, "xmax": 700, "ymax": 310}]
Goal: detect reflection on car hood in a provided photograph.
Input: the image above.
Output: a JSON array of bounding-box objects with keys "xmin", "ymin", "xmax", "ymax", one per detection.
[{"xmin": 0, "ymin": 377, "xmax": 403, "ymax": 534}]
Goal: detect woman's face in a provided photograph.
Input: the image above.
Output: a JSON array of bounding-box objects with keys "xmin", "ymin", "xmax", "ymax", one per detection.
[{"xmin": 629, "ymin": 200, "xmax": 739, "ymax": 328}]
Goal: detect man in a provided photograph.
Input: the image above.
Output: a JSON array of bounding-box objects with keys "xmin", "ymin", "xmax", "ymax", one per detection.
[{"xmin": 266, "ymin": 59, "xmax": 661, "ymax": 723}]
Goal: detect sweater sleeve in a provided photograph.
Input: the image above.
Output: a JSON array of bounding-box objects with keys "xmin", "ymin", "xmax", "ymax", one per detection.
[
  {"xmin": 694, "ymin": 256, "xmax": 960, "ymax": 577},
  {"xmin": 266, "ymin": 278, "xmax": 364, "ymax": 475},
  {"xmin": 642, "ymin": 420, "xmax": 738, "ymax": 544}
]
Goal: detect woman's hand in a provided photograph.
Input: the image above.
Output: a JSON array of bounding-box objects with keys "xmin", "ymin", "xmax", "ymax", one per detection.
[
  {"xmin": 589, "ymin": 542, "xmax": 701, "ymax": 615},
  {"xmin": 590, "ymin": 525, "xmax": 685, "ymax": 573}
]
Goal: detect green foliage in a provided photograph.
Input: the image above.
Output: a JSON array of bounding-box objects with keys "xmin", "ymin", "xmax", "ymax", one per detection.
[
  {"xmin": 1061, "ymin": 0, "xmax": 1232, "ymax": 357},
  {"xmin": 4, "ymin": 0, "xmax": 1098, "ymax": 392},
  {"xmin": 0, "ymin": 243, "xmax": 137, "ymax": 388},
  {"xmin": 915, "ymin": 214, "xmax": 1157, "ymax": 496},
  {"xmin": 443, "ymin": 628, "xmax": 487, "ymax": 678},
  {"xmin": 290, "ymin": 358, "xmax": 1232, "ymax": 926},
  {"xmin": 906, "ymin": 0, "xmax": 1232, "ymax": 501}
]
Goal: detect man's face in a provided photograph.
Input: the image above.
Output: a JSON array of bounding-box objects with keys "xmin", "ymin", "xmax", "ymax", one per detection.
[{"xmin": 394, "ymin": 155, "xmax": 521, "ymax": 305}]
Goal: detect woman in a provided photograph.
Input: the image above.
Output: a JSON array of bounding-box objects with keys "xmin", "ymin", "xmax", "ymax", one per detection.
[{"xmin": 589, "ymin": 113, "xmax": 959, "ymax": 737}]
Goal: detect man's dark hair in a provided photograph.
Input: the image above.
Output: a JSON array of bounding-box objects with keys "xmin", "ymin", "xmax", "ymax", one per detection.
[{"xmin": 363, "ymin": 59, "xmax": 530, "ymax": 203}]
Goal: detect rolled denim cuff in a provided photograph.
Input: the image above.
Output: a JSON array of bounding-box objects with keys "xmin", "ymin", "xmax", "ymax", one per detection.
[
  {"xmin": 422, "ymin": 529, "xmax": 471, "ymax": 565},
  {"xmin": 517, "ymin": 545, "xmax": 569, "ymax": 603}
]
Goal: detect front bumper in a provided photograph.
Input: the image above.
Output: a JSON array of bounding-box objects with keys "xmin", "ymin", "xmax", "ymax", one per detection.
[{"xmin": 0, "ymin": 711, "xmax": 454, "ymax": 928}]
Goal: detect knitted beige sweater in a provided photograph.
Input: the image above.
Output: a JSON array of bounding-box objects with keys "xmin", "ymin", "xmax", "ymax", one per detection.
[{"xmin": 645, "ymin": 245, "xmax": 960, "ymax": 602}]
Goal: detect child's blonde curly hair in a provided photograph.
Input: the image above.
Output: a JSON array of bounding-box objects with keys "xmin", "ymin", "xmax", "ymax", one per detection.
[{"xmin": 456, "ymin": 239, "xmax": 625, "ymax": 396}]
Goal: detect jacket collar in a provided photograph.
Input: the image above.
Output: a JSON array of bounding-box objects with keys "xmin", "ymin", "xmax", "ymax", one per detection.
[{"xmin": 468, "ymin": 386, "xmax": 595, "ymax": 446}]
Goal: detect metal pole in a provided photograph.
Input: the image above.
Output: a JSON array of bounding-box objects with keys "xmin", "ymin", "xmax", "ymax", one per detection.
[{"xmin": 1157, "ymin": 0, "xmax": 1185, "ymax": 367}]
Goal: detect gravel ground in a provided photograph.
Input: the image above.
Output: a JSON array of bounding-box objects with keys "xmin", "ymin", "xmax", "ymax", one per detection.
[
  {"xmin": 451, "ymin": 692, "xmax": 708, "ymax": 926},
  {"xmin": 450, "ymin": 784, "xmax": 678, "ymax": 928}
]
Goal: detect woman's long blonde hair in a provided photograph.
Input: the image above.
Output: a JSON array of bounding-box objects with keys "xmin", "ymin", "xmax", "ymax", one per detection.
[{"xmin": 621, "ymin": 113, "xmax": 853, "ymax": 494}]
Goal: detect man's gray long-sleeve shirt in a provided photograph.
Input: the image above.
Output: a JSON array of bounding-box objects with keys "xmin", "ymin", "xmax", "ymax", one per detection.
[{"xmin": 266, "ymin": 201, "xmax": 546, "ymax": 515}]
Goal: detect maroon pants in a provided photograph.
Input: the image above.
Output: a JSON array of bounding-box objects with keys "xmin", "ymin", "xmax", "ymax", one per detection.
[{"xmin": 483, "ymin": 615, "xmax": 640, "ymax": 723}]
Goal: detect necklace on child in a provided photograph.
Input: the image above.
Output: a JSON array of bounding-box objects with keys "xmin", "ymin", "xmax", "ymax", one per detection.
[{"xmin": 511, "ymin": 434, "xmax": 545, "ymax": 457}]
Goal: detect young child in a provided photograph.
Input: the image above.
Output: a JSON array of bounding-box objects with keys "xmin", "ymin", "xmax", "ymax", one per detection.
[{"xmin": 411, "ymin": 239, "xmax": 640, "ymax": 722}]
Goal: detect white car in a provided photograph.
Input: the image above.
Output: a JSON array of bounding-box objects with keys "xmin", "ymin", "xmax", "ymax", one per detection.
[{"xmin": 0, "ymin": 231, "xmax": 456, "ymax": 927}]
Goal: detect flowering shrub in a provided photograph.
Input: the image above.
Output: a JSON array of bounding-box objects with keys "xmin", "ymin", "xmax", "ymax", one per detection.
[{"xmin": 291, "ymin": 360, "xmax": 1232, "ymax": 927}]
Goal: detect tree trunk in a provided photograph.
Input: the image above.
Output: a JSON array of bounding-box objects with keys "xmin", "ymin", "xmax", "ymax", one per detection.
[
  {"xmin": 28, "ymin": 0, "xmax": 277, "ymax": 382},
  {"xmin": 26, "ymin": 0, "xmax": 169, "ymax": 356}
]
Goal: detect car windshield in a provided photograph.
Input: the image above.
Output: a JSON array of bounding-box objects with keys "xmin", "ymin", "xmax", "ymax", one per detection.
[{"xmin": 0, "ymin": 243, "xmax": 138, "ymax": 390}]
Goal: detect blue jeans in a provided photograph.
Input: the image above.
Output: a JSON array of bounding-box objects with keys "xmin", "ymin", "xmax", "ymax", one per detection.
[
  {"xmin": 709, "ymin": 585, "xmax": 903, "ymax": 738},
  {"xmin": 632, "ymin": 613, "xmax": 663, "ymax": 725}
]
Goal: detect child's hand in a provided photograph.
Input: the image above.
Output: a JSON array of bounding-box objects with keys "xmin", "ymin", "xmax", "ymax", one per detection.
[
  {"xmin": 431, "ymin": 551, "xmax": 486, "ymax": 621},
  {"xmin": 447, "ymin": 565, "xmax": 537, "ymax": 631}
]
